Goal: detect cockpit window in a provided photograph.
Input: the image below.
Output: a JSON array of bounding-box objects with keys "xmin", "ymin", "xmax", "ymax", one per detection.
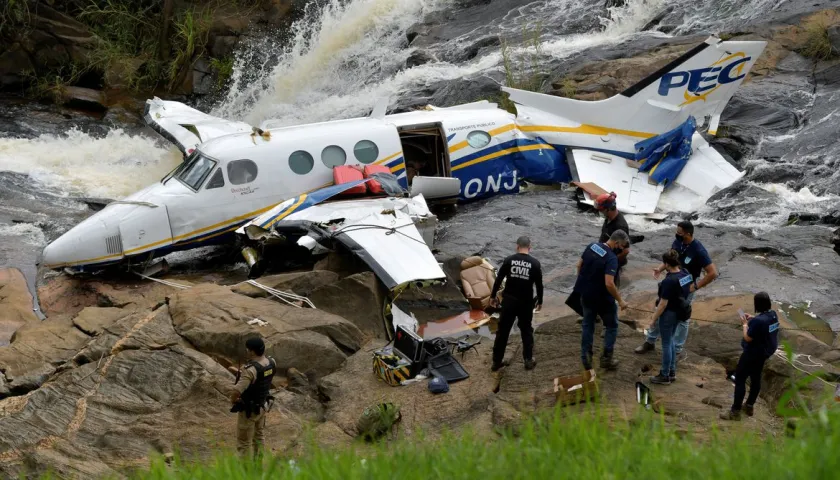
[
  {"xmin": 205, "ymin": 168, "xmax": 225, "ymax": 189},
  {"xmin": 227, "ymin": 159, "xmax": 258, "ymax": 185},
  {"xmin": 176, "ymin": 153, "xmax": 217, "ymax": 190}
]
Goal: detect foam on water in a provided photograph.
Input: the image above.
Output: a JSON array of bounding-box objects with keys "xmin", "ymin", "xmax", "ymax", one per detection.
[
  {"xmin": 0, "ymin": 223, "xmax": 46, "ymax": 246},
  {"xmin": 215, "ymin": 0, "xmax": 446, "ymax": 125},
  {"xmin": 698, "ymin": 182, "xmax": 840, "ymax": 232},
  {"xmin": 215, "ymin": 0, "xmax": 671, "ymax": 127},
  {"xmin": 0, "ymin": 128, "xmax": 182, "ymax": 199}
]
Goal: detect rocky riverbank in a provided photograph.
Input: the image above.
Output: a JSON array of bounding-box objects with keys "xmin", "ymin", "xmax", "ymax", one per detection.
[{"xmin": 2, "ymin": 184, "xmax": 839, "ymax": 477}]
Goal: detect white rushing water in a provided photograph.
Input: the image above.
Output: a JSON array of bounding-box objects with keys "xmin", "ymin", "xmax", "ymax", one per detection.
[{"xmin": 0, "ymin": 128, "xmax": 181, "ymax": 199}]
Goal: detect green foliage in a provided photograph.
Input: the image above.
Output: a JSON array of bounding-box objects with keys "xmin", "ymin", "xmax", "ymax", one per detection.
[
  {"xmin": 209, "ymin": 56, "xmax": 235, "ymax": 91},
  {"xmin": 801, "ymin": 17, "xmax": 836, "ymax": 61},
  {"xmin": 0, "ymin": 0, "xmax": 31, "ymax": 35},
  {"xmin": 167, "ymin": 7, "xmax": 213, "ymax": 89},
  {"xmin": 499, "ymin": 23, "xmax": 545, "ymax": 113},
  {"xmin": 80, "ymin": 399, "xmax": 840, "ymax": 480},
  {"xmin": 22, "ymin": 64, "xmax": 85, "ymax": 103},
  {"xmin": 554, "ymin": 77, "xmax": 577, "ymax": 98}
]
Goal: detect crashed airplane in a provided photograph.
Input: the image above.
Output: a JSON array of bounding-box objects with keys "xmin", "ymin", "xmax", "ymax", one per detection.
[{"xmin": 42, "ymin": 36, "xmax": 766, "ymax": 296}]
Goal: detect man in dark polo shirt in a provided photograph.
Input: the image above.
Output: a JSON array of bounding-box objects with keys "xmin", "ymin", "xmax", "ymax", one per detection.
[
  {"xmin": 596, "ymin": 192, "xmax": 630, "ymax": 287},
  {"xmin": 573, "ymin": 229, "xmax": 630, "ymax": 371},
  {"xmin": 635, "ymin": 220, "xmax": 718, "ymax": 357}
]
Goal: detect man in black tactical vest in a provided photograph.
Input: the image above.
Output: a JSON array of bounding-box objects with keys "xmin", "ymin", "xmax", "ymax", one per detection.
[{"xmin": 230, "ymin": 337, "xmax": 276, "ymax": 458}]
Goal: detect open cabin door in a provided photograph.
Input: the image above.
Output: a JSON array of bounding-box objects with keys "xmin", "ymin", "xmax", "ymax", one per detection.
[{"xmin": 398, "ymin": 122, "xmax": 461, "ymax": 201}]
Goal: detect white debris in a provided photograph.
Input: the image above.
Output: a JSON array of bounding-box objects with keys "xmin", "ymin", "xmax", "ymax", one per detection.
[
  {"xmin": 247, "ymin": 318, "xmax": 269, "ymax": 327},
  {"xmin": 812, "ymin": 262, "xmax": 820, "ymax": 266}
]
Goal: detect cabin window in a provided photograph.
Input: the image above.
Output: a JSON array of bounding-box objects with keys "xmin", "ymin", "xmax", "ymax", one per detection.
[
  {"xmin": 466, "ymin": 130, "xmax": 491, "ymax": 149},
  {"xmin": 354, "ymin": 140, "xmax": 379, "ymax": 164},
  {"xmin": 176, "ymin": 154, "xmax": 216, "ymax": 190},
  {"xmin": 289, "ymin": 150, "xmax": 314, "ymax": 175},
  {"xmin": 321, "ymin": 145, "xmax": 347, "ymax": 168},
  {"xmin": 205, "ymin": 168, "xmax": 225, "ymax": 189},
  {"xmin": 227, "ymin": 159, "xmax": 259, "ymax": 185}
]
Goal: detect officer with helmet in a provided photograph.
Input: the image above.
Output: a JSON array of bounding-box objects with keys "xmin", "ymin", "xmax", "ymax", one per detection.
[{"xmin": 596, "ymin": 192, "xmax": 630, "ymax": 286}]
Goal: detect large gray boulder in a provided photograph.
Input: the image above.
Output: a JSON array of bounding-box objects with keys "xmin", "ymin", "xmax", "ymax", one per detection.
[
  {"xmin": 169, "ymin": 284, "xmax": 365, "ymax": 377},
  {"xmin": 308, "ymin": 272, "xmax": 389, "ymax": 339}
]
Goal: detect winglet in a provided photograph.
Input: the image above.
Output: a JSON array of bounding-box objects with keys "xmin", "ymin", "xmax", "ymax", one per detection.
[{"xmin": 371, "ymin": 97, "xmax": 389, "ymax": 119}]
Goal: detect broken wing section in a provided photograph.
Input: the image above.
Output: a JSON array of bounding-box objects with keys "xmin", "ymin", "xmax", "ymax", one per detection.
[
  {"xmin": 572, "ymin": 117, "xmax": 744, "ymax": 214},
  {"xmin": 144, "ymin": 97, "xmax": 254, "ymax": 154},
  {"xmin": 571, "ymin": 150, "xmax": 664, "ymax": 214},
  {"xmin": 329, "ymin": 209, "xmax": 445, "ymax": 290}
]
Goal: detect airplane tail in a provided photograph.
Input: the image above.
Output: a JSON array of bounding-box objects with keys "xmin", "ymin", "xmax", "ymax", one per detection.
[{"xmin": 504, "ymin": 36, "xmax": 767, "ymax": 137}]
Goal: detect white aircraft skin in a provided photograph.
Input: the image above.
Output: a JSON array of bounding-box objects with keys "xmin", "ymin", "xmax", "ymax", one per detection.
[{"xmin": 41, "ymin": 36, "xmax": 766, "ymax": 272}]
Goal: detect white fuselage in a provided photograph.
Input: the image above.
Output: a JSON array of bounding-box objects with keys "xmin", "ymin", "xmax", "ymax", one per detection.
[{"xmin": 41, "ymin": 37, "xmax": 767, "ymax": 271}]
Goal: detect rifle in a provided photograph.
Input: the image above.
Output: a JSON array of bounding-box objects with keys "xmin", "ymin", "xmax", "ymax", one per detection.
[{"xmin": 234, "ymin": 350, "xmax": 243, "ymax": 385}]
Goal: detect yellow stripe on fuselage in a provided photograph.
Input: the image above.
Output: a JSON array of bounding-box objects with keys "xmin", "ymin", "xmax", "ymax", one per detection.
[
  {"xmin": 448, "ymin": 124, "xmax": 517, "ymax": 154},
  {"xmin": 263, "ymin": 194, "xmax": 309, "ymax": 230},
  {"xmin": 518, "ymin": 124, "xmax": 656, "ymax": 139},
  {"xmin": 374, "ymin": 152, "xmax": 402, "ymax": 166},
  {"xmin": 451, "ymin": 143, "xmax": 552, "ymax": 172}
]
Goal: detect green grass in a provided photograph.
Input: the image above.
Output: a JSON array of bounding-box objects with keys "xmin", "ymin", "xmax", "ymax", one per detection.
[
  {"xmin": 209, "ymin": 56, "xmax": 235, "ymax": 92},
  {"xmin": 25, "ymin": 345, "xmax": 840, "ymax": 479},
  {"xmin": 102, "ymin": 403, "xmax": 840, "ymax": 480},
  {"xmin": 167, "ymin": 7, "xmax": 213, "ymax": 89},
  {"xmin": 499, "ymin": 22, "xmax": 546, "ymax": 113},
  {"xmin": 801, "ymin": 17, "xmax": 836, "ymax": 61}
]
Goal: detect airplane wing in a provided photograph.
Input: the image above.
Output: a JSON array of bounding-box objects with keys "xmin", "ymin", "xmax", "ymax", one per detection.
[
  {"xmin": 144, "ymin": 97, "xmax": 254, "ymax": 154},
  {"xmin": 237, "ymin": 178, "xmax": 444, "ymax": 290}
]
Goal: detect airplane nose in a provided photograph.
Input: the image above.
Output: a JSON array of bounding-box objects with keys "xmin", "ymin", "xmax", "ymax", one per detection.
[
  {"xmin": 42, "ymin": 234, "xmax": 75, "ymax": 269},
  {"xmin": 41, "ymin": 218, "xmax": 123, "ymax": 270}
]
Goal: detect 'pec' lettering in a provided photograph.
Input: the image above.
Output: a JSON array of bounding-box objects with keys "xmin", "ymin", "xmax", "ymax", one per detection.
[
  {"xmin": 718, "ymin": 57, "xmax": 750, "ymax": 84},
  {"xmin": 658, "ymin": 71, "xmax": 689, "ymax": 96},
  {"xmin": 657, "ymin": 57, "xmax": 751, "ymax": 96}
]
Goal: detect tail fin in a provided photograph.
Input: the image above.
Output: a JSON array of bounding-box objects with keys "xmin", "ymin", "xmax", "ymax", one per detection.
[
  {"xmin": 504, "ymin": 36, "xmax": 766, "ymax": 138},
  {"xmin": 619, "ymin": 37, "xmax": 767, "ymax": 135}
]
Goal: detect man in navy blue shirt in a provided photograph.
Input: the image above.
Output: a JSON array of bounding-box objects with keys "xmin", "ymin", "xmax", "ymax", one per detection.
[
  {"xmin": 635, "ymin": 221, "xmax": 718, "ymax": 356},
  {"xmin": 720, "ymin": 292, "xmax": 779, "ymax": 420},
  {"xmin": 573, "ymin": 229, "xmax": 630, "ymax": 371}
]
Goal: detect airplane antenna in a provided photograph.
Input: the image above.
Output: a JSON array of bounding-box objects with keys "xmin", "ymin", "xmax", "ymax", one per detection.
[{"xmin": 370, "ymin": 97, "xmax": 389, "ymax": 119}]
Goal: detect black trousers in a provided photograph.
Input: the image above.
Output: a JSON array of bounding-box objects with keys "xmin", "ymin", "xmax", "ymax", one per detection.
[
  {"xmin": 732, "ymin": 351, "xmax": 767, "ymax": 411},
  {"xmin": 493, "ymin": 299, "xmax": 534, "ymax": 365}
]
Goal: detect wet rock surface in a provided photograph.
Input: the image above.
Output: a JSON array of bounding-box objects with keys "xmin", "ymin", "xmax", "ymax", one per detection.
[
  {"xmin": 0, "ymin": 268, "xmax": 39, "ymax": 345},
  {"xmin": 169, "ymin": 284, "xmax": 365, "ymax": 377}
]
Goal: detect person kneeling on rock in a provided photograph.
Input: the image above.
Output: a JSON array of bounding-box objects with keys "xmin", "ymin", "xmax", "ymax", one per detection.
[
  {"xmin": 646, "ymin": 249, "xmax": 693, "ymax": 385},
  {"xmin": 720, "ymin": 292, "xmax": 779, "ymax": 421},
  {"xmin": 230, "ymin": 337, "xmax": 276, "ymax": 458}
]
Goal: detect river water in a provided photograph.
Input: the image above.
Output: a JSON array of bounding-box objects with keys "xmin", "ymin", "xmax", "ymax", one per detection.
[{"xmin": 1, "ymin": 0, "xmax": 840, "ymax": 332}]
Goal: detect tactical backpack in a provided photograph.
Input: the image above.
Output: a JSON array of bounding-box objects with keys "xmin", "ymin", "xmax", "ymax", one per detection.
[{"xmin": 356, "ymin": 402, "xmax": 402, "ymax": 442}]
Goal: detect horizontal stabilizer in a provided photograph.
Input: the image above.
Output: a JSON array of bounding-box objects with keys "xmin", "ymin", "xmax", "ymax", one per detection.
[{"xmin": 505, "ymin": 36, "xmax": 767, "ymax": 145}]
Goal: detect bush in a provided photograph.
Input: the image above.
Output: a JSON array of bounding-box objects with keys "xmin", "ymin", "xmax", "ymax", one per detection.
[{"xmin": 801, "ymin": 18, "xmax": 836, "ymax": 61}]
